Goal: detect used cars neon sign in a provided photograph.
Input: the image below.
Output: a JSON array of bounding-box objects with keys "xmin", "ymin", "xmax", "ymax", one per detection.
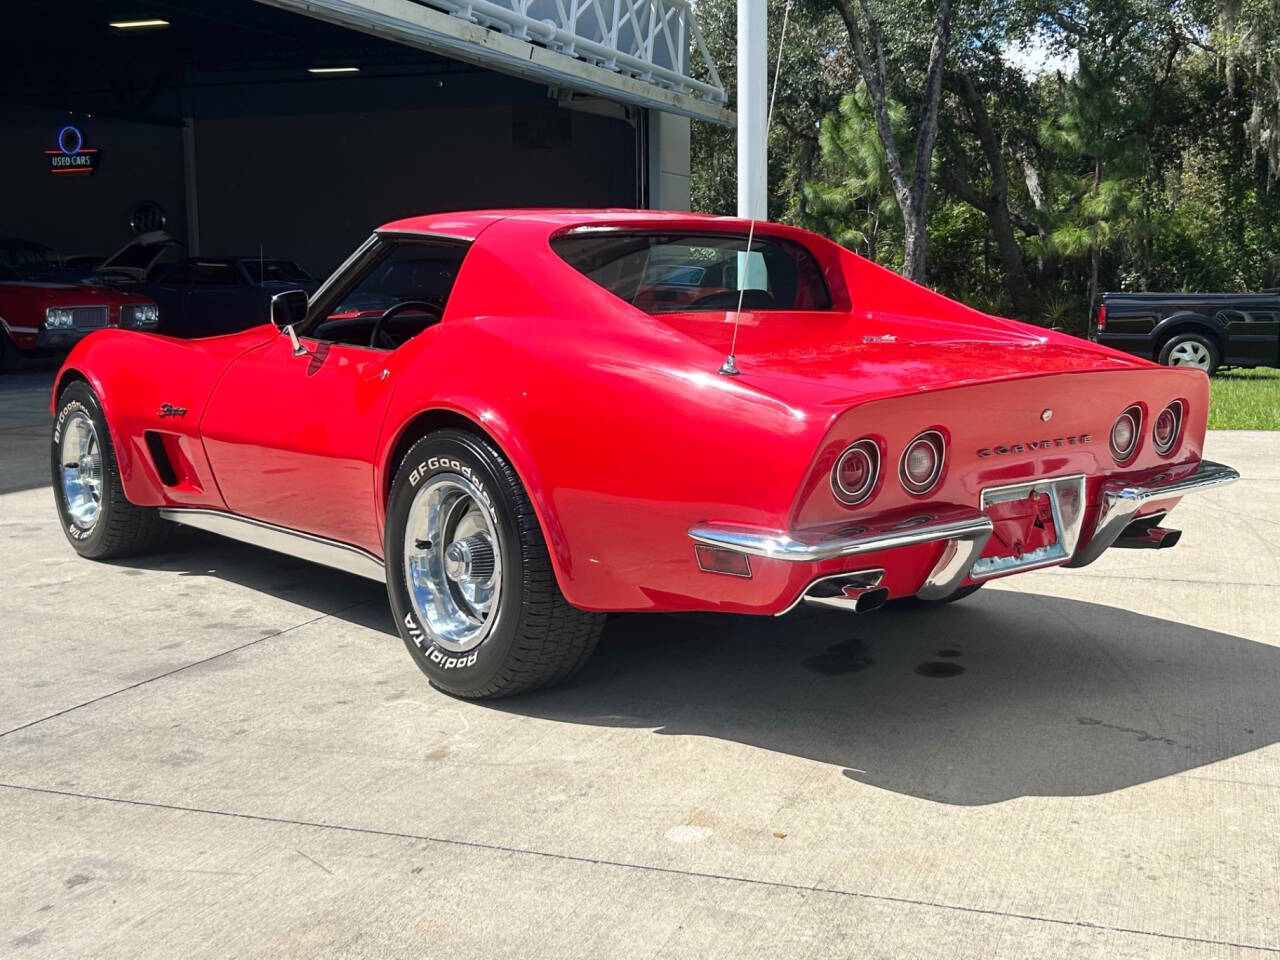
[{"xmin": 46, "ymin": 125, "xmax": 100, "ymax": 175}]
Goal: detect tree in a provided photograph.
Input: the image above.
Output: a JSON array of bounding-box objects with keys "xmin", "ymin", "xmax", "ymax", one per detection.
[
  {"xmin": 801, "ymin": 82, "xmax": 906, "ymax": 263},
  {"xmin": 825, "ymin": 0, "xmax": 955, "ymax": 282},
  {"xmin": 1217, "ymin": 0, "xmax": 1280, "ymax": 182},
  {"xmin": 1037, "ymin": 64, "xmax": 1144, "ymax": 314},
  {"xmin": 691, "ymin": 0, "xmax": 1280, "ymax": 321},
  {"xmin": 938, "ymin": 68, "xmax": 1039, "ymax": 316}
]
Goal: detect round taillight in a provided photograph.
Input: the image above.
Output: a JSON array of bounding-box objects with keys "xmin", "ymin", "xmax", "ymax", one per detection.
[
  {"xmin": 1153, "ymin": 401, "xmax": 1183, "ymax": 456},
  {"xmin": 900, "ymin": 430, "xmax": 945, "ymax": 495},
  {"xmin": 832, "ymin": 439, "xmax": 880, "ymax": 505},
  {"xmin": 1110, "ymin": 406, "xmax": 1142, "ymax": 463}
]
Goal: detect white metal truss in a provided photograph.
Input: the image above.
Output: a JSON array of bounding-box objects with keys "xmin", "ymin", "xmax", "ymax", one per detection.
[
  {"xmin": 422, "ymin": 0, "xmax": 725, "ymax": 104},
  {"xmin": 254, "ymin": 0, "xmax": 732, "ymax": 125}
]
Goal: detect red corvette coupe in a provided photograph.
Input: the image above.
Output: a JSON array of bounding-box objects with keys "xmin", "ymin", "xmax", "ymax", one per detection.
[{"xmin": 51, "ymin": 210, "xmax": 1238, "ymax": 698}]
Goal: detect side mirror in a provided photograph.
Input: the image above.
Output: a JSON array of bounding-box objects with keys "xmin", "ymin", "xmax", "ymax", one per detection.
[
  {"xmin": 270, "ymin": 289, "xmax": 311, "ymax": 357},
  {"xmin": 270, "ymin": 289, "xmax": 309, "ymax": 330}
]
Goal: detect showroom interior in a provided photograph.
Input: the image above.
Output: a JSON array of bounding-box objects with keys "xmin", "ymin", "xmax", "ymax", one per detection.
[{"xmin": 1, "ymin": 0, "xmax": 732, "ymax": 281}]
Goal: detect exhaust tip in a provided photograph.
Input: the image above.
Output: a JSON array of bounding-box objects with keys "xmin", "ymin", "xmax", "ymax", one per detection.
[
  {"xmin": 1114, "ymin": 519, "xmax": 1182, "ymax": 550},
  {"xmin": 852, "ymin": 585, "xmax": 890, "ymax": 614},
  {"xmin": 801, "ymin": 571, "xmax": 889, "ymax": 614}
]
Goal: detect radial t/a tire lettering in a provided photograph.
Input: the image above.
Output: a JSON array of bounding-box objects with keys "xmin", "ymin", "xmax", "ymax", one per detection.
[{"xmin": 385, "ymin": 428, "xmax": 604, "ymax": 699}]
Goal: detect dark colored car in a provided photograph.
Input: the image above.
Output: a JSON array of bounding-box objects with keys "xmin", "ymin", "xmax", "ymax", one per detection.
[
  {"xmin": 95, "ymin": 233, "xmax": 318, "ymax": 338},
  {"xmin": 1096, "ymin": 291, "xmax": 1280, "ymax": 375}
]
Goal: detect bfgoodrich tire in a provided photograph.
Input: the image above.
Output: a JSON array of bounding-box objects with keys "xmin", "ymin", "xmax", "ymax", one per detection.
[
  {"xmin": 385, "ymin": 429, "xmax": 605, "ymax": 699},
  {"xmin": 1158, "ymin": 332, "xmax": 1220, "ymax": 375},
  {"xmin": 51, "ymin": 380, "xmax": 169, "ymax": 559}
]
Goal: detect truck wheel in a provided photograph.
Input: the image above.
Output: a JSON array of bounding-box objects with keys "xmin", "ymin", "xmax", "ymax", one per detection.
[
  {"xmin": 385, "ymin": 429, "xmax": 605, "ymax": 699},
  {"xmin": 52, "ymin": 381, "xmax": 170, "ymax": 559},
  {"xmin": 1158, "ymin": 333, "xmax": 1219, "ymax": 375}
]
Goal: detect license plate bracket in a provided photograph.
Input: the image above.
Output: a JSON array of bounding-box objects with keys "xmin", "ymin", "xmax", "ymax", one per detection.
[{"xmin": 970, "ymin": 474, "xmax": 1086, "ymax": 579}]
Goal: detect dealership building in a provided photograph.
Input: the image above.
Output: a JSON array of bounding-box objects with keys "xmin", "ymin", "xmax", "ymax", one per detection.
[{"xmin": 2, "ymin": 0, "xmax": 732, "ymax": 278}]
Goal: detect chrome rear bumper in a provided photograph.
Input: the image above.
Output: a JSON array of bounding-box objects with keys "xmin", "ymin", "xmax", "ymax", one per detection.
[
  {"xmin": 1064, "ymin": 459, "xmax": 1238, "ymax": 567},
  {"xmin": 688, "ymin": 459, "xmax": 1238, "ymax": 602},
  {"xmin": 689, "ymin": 505, "xmax": 996, "ymax": 601}
]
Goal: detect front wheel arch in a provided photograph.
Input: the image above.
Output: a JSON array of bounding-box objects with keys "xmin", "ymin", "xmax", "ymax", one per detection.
[
  {"xmin": 52, "ymin": 365, "xmax": 138, "ymax": 482},
  {"xmin": 54, "ymin": 368, "xmax": 90, "ymax": 403}
]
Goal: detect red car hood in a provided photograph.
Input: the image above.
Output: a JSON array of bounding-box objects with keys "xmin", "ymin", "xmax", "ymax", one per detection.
[
  {"xmin": 0, "ymin": 279, "xmax": 150, "ymax": 304},
  {"xmin": 655, "ymin": 308, "xmax": 1147, "ymax": 403}
]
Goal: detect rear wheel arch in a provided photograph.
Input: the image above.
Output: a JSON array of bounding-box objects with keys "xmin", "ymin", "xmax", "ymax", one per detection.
[
  {"xmin": 1153, "ymin": 315, "xmax": 1223, "ymax": 358},
  {"xmin": 378, "ymin": 407, "xmax": 573, "ymax": 597}
]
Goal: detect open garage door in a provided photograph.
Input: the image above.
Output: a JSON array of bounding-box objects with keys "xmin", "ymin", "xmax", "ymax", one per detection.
[{"xmin": 0, "ymin": 0, "xmax": 728, "ymax": 280}]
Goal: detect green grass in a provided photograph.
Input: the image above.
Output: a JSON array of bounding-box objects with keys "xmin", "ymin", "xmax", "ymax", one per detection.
[{"xmin": 1208, "ymin": 367, "xmax": 1280, "ymax": 430}]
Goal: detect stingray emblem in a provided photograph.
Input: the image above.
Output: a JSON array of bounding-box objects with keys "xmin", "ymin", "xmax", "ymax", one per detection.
[{"xmin": 158, "ymin": 402, "xmax": 187, "ymax": 419}]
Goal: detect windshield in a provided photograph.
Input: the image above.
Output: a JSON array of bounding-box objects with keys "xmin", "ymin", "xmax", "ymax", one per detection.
[
  {"xmin": 0, "ymin": 240, "xmax": 60, "ymax": 278},
  {"xmin": 242, "ymin": 259, "xmax": 314, "ymax": 284},
  {"xmin": 102, "ymin": 244, "xmax": 165, "ymax": 272},
  {"xmin": 551, "ymin": 231, "xmax": 833, "ymax": 313},
  {"xmin": 97, "ymin": 233, "xmax": 182, "ymax": 278}
]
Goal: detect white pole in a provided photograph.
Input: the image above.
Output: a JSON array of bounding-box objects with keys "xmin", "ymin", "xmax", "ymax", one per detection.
[{"xmin": 737, "ymin": 0, "xmax": 766, "ymax": 220}]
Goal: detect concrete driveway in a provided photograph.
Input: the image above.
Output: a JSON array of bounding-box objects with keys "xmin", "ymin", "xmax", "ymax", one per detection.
[{"xmin": 2, "ymin": 367, "xmax": 1278, "ymax": 958}]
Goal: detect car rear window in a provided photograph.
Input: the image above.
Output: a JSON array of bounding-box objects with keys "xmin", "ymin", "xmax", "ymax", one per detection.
[{"xmin": 551, "ymin": 231, "xmax": 833, "ymax": 313}]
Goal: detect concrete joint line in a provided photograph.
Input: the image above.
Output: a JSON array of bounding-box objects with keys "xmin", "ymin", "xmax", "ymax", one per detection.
[{"xmin": 0, "ymin": 781, "xmax": 1277, "ymax": 956}]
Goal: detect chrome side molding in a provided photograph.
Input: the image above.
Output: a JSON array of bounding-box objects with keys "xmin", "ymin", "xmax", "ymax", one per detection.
[
  {"xmin": 158, "ymin": 508, "xmax": 386, "ymax": 582},
  {"xmin": 1065, "ymin": 459, "xmax": 1238, "ymax": 568}
]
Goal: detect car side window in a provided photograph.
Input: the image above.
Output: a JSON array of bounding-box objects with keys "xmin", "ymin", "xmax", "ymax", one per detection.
[{"xmin": 307, "ymin": 239, "xmax": 470, "ymax": 350}]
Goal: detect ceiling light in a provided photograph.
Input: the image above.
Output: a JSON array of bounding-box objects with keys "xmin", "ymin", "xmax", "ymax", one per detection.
[
  {"xmin": 109, "ymin": 19, "xmax": 170, "ymax": 29},
  {"xmin": 308, "ymin": 66, "xmax": 360, "ymax": 74}
]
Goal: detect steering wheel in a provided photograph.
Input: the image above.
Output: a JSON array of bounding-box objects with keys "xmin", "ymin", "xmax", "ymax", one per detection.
[{"xmin": 369, "ymin": 300, "xmax": 442, "ymax": 350}]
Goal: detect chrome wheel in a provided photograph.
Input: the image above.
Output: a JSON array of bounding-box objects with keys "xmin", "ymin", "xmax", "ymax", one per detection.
[
  {"xmin": 1168, "ymin": 339, "xmax": 1212, "ymax": 370},
  {"xmin": 402, "ymin": 474, "xmax": 503, "ymax": 653},
  {"xmin": 59, "ymin": 411, "xmax": 103, "ymax": 530}
]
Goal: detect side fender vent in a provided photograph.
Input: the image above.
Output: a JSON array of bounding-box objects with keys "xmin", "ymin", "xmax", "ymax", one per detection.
[{"xmin": 144, "ymin": 431, "xmax": 179, "ymax": 486}]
